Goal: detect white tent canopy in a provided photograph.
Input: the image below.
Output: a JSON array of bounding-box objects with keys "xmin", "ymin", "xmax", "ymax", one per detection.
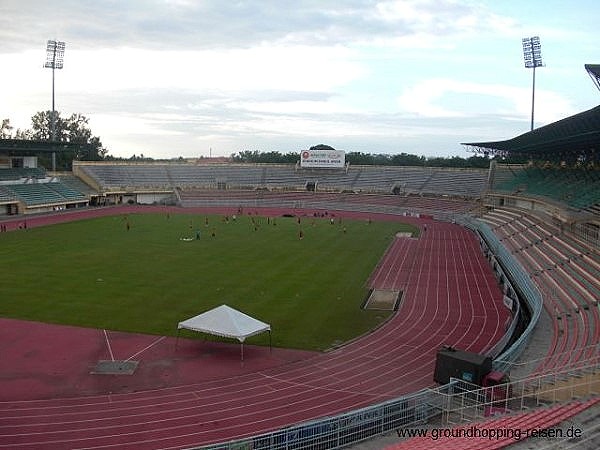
[{"xmin": 177, "ymin": 305, "xmax": 271, "ymax": 360}]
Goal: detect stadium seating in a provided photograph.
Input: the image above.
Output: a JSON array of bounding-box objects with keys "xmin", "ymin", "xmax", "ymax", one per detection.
[
  {"xmin": 387, "ymin": 397, "xmax": 600, "ymax": 450},
  {"xmin": 0, "ymin": 185, "xmax": 17, "ymax": 202},
  {"xmin": 481, "ymin": 208, "xmax": 600, "ymax": 373},
  {"xmin": 6, "ymin": 183, "xmax": 65, "ymax": 205},
  {"xmin": 263, "ymin": 165, "xmax": 328, "ymax": 190},
  {"xmin": 45, "ymin": 182, "xmax": 88, "ymax": 202},
  {"xmin": 492, "ymin": 164, "xmax": 600, "ymax": 211},
  {"xmin": 423, "ymin": 169, "xmax": 488, "ymax": 197},
  {"xmin": 0, "ymin": 167, "xmax": 45, "ymax": 181},
  {"xmin": 56, "ymin": 173, "xmax": 99, "ymax": 196},
  {"xmin": 177, "ymin": 189, "xmax": 479, "ymax": 217},
  {"xmin": 5, "ymin": 182, "xmax": 87, "ymax": 206},
  {"xmin": 77, "ymin": 162, "xmax": 489, "ymax": 198}
]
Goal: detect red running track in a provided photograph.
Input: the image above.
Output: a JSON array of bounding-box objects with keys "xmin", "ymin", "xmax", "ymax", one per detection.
[{"xmin": 0, "ymin": 207, "xmax": 511, "ymax": 449}]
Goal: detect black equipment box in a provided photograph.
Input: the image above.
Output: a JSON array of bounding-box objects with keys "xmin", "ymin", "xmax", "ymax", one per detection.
[{"xmin": 433, "ymin": 347, "xmax": 492, "ymax": 385}]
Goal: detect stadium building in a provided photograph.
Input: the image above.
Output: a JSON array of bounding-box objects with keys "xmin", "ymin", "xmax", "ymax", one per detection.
[{"xmin": 1, "ymin": 95, "xmax": 599, "ymax": 447}]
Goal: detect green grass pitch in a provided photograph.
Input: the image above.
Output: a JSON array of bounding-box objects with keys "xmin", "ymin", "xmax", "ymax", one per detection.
[{"xmin": 0, "ymin": 213, "xmax": 418, "ymax": 350}]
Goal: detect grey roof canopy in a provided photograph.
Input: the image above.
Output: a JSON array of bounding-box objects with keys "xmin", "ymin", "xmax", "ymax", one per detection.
[
  {"xmin": 462, "ymin": 105, "xmax": 600, "ymax": 162},
  {"xmin": 586, "ymin": 64, "xmax": 600, "ymax": 91},
  {"xmin": 177, "ymin": 305, "xmax": 271, "ymax": 360},
  {"xmin": 0, "ymin": 138, "xmax": 93, "ymax": 155}
]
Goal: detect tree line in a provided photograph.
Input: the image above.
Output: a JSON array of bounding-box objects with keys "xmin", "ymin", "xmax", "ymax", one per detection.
[
  {"xmin": 2, "ymin": 113, "xmax": 529, "ymax": 170},
  {"xmin": 230, "ymin": 150, "xmax": 528, "ymax": 168}
]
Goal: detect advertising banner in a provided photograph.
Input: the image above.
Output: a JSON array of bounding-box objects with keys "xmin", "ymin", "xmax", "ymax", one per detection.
[{"xmin": 300, "ymin": 149, "xmax": 345, "ymax": 169}]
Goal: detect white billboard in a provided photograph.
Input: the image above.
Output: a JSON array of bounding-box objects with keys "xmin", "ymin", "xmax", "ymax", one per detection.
[{"xmin": 300, "ymin": 149, "xmax": 345, "ymax": 168}]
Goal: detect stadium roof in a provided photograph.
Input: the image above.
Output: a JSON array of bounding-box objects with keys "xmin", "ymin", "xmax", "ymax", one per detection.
[
  {"xmin": 0, "ymin": 138, "xmax": 92, "ymax": 155},
  {"xmin": 586, "ymin": 64, "xmax": 600, "ymax": 91},
  {"xmin": 462, "ymin": 105, "xmax": 600, "ymax": 161}
]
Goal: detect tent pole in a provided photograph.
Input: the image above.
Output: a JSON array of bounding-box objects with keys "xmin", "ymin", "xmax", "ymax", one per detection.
[
  {"xmin": 175, "ymin": 329, "xmax": 180, "ymax": 350},
  {"xmin": 269, "ymin": 330, "xmax": 272, "ymax": 354},
  {"xmin": 241, "ymin": 341, "xmax": 244, "ymax": 361}
]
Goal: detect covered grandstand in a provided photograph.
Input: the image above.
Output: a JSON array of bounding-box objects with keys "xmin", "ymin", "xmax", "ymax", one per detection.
[
  {"xmin": 464, "ymin": 104, "xmax": 600, "ymax": 247},
  {"xmin": 464, "ymin": 104, "xmax": 600, "ymax": 162},
  {"xmin": 0, "ymin": 139, "xmax": 91, "ymax": 214}
]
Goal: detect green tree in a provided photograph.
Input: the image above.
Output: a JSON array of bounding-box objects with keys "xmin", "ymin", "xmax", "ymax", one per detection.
[
  {"xmin": 465, "ymin": 155, "xmax": 492, "ymax": 168},
  {"xmin": 346, "ymin": 152, "xmax": 375, "ymax": 165},
  {"xmin": 23, "ymin": 111, "xmax": 108, "ymax": 169},
  {"xmin": 390, "ymin": 153, "xmax": 427, "ymax": 166},
  {"xmin": 309, "ymin": 144, "xmax": 336, "ymax": 151},
  {"xmin": 231, "ymin": 150, "xmax": 260, "ymax": 162},
  {"xmin": 1, "ymin": 118, "xmax": 13, "ymax": 138},
  {"xmin": 231, "ymin": 150, "xmax": 299, "ymax": 163}
]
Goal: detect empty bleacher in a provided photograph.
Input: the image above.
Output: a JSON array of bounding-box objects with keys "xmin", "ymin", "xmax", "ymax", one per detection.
[
  {"xmin": 76, "ymin": 162, "xmax": 489, "ymax": 198},
  {"xmin": 6, "ymin": 183, "xmax": 66, "ymax": 205},
  {"xmin": 481, "ymin": 207, "xmax": 600, "ymax": 373},
  {"xmin": 0, "ymin": 167, "xmax": 46, "ymax": 182},
  {"xmin": 46, "ymin": 182, "xmax": 88, "ymax": 202},
  {"xmin": 424, "ymin": 169, "xmax": 488, "ymax": 196},
  {"xmin": 177, "ymin": 189, "xmax": 479, "ymax": 218},
  {"xmin": 388, "ymin": 397, "xmax": 600, "ymax": 450},
  {"xmin": 0, "ymin": 185, "xmax": 17, "ymax": 203},
  {"xmin": 56, "ymin": 173, "xmax": 98, "ymax": 196},
  {"xmin": 493, "ymin": 164, "xmax": 600, "ymax": 211},
  {"xmin": 5, "ymin": 182, "xmax": 87, "ymax": 207}
]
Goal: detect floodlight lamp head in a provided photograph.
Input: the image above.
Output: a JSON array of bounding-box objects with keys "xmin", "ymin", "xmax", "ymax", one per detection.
[
  {"xmin": 522, "ymin": 36, "xmax": 543, "ymax": 69},
  {"xmin": 44, "ymin": 40, "xmax": 65, "ymax": 69}
]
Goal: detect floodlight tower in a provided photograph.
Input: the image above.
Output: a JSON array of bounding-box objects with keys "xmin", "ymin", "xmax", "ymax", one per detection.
[
  {"xmin": 44, "ymin": 40, "xmax": 65, "ymax": 171},
  {"xmin": 522, "ymin": 36, "xmax": 543, "ymax": 131}
]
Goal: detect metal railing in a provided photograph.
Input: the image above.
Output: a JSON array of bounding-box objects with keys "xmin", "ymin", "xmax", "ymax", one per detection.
[
  {"xmin": 200, "ymin": 357, "xmax": 600, "ymax": 450},
  {"xmin": 438, "ymin": 356, "xmax": 600, "ymax": 426},
  {"xmin": 457, "ymin": 216, "xmax": 544, "ymax": 372},
  {"xmin": 199, "ymin": 387, "xmax": 447, "ymax": 450}
]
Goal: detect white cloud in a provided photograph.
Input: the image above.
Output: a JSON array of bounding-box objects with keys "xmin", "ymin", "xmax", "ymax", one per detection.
[
  {"xmin": 53, "ymin": 44, "xmax": 364, "ymax": 94},
  {"xmin": 375, "ymin": 0, "xmax": 434, "ymax": 24},
  {"xmin": 93, "ymin": 114, "xmax": 182, "ymax": 137},
  {"xmin": 228, "ymin": 100, "xmax": 360, "ymax": 116},
  {"xmin": 372, "ymin": 0, "xmax": 519, "ymax": 37},
  {"xmin": 1, "ymin": 1, "xmax": 597, "ymax": 159},
  {"xmin": 397, "ymin": 78, "xmax": 577, "ymax": 124}
]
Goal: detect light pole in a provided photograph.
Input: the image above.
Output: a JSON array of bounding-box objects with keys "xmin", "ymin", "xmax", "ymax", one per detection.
[
  {"xmin": 522, "ymin": 36, "xmax": 543, "ymax": 131},
  {"xmin": 44, "ymin": 40, "xmax": 65, "ymax": 171}
]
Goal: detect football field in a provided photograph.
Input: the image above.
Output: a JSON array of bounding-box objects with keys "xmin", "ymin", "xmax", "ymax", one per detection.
[{"xmin": 0, "ymin": 212, "xmax": 417, "ymax": 350}]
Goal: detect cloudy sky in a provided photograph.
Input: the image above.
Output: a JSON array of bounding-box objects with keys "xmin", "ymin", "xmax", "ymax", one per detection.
[{"xmin": 1, "ymin": 1, "xmax": 598, "ymax": 159}]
